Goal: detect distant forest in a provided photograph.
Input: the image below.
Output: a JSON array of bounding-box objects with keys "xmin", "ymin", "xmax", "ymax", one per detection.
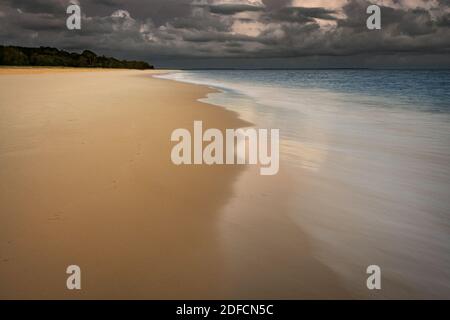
[{"xmin": 0, "ymin": 46, "xmax": 154, "ymax": 70}]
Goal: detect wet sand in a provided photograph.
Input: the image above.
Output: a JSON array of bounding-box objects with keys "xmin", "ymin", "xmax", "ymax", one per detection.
[{"xmin": 0, "ymin": 68, "xmax": 348, "ymax": 299}]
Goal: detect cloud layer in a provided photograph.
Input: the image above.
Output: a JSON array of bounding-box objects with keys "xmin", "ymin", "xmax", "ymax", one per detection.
[{"xmin": 0, "ymin": 0, "xmax": 449, "ymax": 68}]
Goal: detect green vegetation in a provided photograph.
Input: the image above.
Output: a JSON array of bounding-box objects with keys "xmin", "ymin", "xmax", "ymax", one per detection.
[{"xmin": 0, "ymin": 46, "xmax": 154, "ymax": 70}]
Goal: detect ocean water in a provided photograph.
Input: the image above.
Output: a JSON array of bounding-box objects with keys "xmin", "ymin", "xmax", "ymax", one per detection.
[{"xmin": 158, "ymin": 70, "xmax": 450, "ymax": 298}]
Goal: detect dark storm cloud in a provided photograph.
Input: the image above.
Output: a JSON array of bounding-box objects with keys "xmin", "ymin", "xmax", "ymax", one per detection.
[
  {"xmin": 182, "ymin": 30, "xmax": 254, "ymax": 42},
  {"xmin": 4, "ymin": 0, "xmax": 66, "ymax": 15},
  {"xmin": 80, "ymin": 0, "xmax": 193, "ymax": 25},
  {"xmin": 437, "ymin": 12, "xmax": 450, "ymax": 27},
  {"xmin": 261, "ymin": 0, "xmax": 291, "ymax": 11},
  {"xmin": 268, "ymin": 6, "xmax": 338, "ymax": 23},
  {"xmin": 195, "ymin": 3, "xmax": 265, "ymax": 15},
  {"xmin": 0, "ymin": 0, "xmax": 449, "ymax": 68},
  {"xmin": 339, "ymin": 0, "xmax": 436, "ymax": 35},
  {"xmin": 3, "ymin": 8, "xmax": 65, "ymax": 32}
]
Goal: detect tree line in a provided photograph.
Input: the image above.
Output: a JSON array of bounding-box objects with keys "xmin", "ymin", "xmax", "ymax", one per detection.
[{"xmin": 0, "ymin": 46, "xmax": 154, "ymax": 70}]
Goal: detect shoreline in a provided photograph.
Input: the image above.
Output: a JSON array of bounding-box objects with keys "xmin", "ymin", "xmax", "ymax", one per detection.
[{"xmin": 0, "ymin": 67, "xmax": 348, "ymax": 298}]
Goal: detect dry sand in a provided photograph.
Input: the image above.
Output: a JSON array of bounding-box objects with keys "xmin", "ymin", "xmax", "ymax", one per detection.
[
  {"xmin": 0, "ymin": 68, "xmax": 348, "ymax": 299},
  {"xmin": 0, "ymin": 67, "xmax": 134, "ymax": 75}
]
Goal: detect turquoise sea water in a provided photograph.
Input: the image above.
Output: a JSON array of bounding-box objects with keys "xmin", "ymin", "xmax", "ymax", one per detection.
[{"xmin": 159, "ymin": 70, "xmax": 450, "ymax": 298}]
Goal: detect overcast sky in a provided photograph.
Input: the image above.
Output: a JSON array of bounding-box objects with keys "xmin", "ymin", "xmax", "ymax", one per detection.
[{"xmin": 1, "ymin": 0, "xmax": 449, "ymax": 68}]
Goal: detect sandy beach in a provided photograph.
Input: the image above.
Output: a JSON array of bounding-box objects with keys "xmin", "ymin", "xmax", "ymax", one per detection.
[{"xmin": 0, "ymin": 68, "xmax": 349, "ymax": 299}]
